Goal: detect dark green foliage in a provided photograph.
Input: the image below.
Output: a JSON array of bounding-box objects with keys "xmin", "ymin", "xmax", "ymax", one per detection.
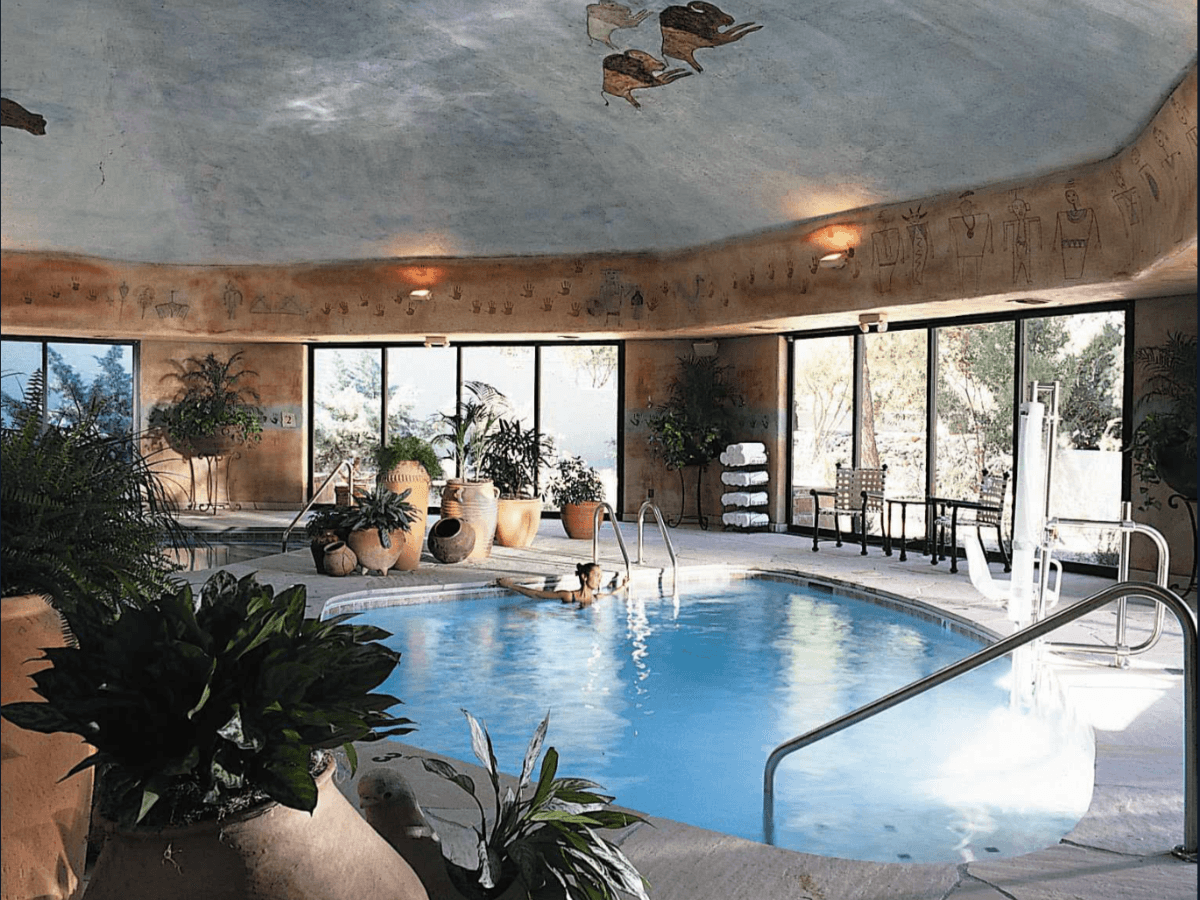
[
  {"xmin": 648, "ymin": 354, "xmax": 740, "ymax": 470},
  {"xmin": 548, "ymin": 455, "xmax": 605, "ymax": 506},
  {"xmin": 1130, "ymin": 331, "xmax": 1197, "ymax": 505},
  {"xmin": 434, "ymin": 381, "xmax": 508, "ymax": 481},
  {"xmin": 374, "ymin": 433, "xmax": 444, "ymax": 481},
  {"xmin": 331, "ymin": 487, "xmax": 417, "ymax": 548},
  {"xmin": 303, "ymin": 505, "xmax": 347, "ymax": 540},
  {"xmin": 419, "ymin": 711, "xmax": 650, "ymax": 900},
  {"xmin": 479, "ymin": 419, "xmax": 555, "ymax": 498},
  {"xmin": 150, "ymin": 351, "xmax": 264, "ymax": 454},
  {"xmin": 1, "ymin": 371, "xmax": 185, "ymax": 639},
  {"xmin": 1, "ymin": 570, "xmax": 413, "ymax": 827}
]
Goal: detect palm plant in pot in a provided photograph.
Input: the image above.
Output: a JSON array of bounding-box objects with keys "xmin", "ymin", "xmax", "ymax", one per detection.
[
  {"xmin": 480, "ymin": 419, "xmax": 556, "ymax": 548},
  {"xmin": 1129, "ymin": 331, "xmax": 1197, "ymax": 507},
  {"xmin": 2, "ymin": 371, "xmax": 186, "ymax": 899},
  {"xmin": 416, "ymin": 711, "xmax": 650, "ymax": 900},
  {"xmin": 339, "ymin": 486, "xmax": 419, "ymax": 575},
  {"xmin": 0, "ymin": 570, "xmax": 426, "ymax": 900},
  {"xmin": 373, "ymin": 434, "xmax": 445, "ymax": 570},
  {"xmin": 150, "ymin": 350, "xmax": 264, "ymax": 458},
  {"xmin": 434, "ymin": 382, "xmax": 508, "ymax": 559},
  {"xmin": 549, "ymin": 455, "xmax": 607, "ymax": 540}
]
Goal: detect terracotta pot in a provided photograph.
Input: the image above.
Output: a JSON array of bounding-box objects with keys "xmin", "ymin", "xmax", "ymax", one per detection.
[
  {"xmin": 379, "ymin": 462, "xmax": 431, "ymax": 571},
  {"xmin": 179, "ymin": 428, "xmax": 242, "ymax": 459},
  {"xmin": 2, "ymin": 594, "xmax": 93, "ymax": 900},
  {"xmin": 83, "ymin": 755, "xmax": 429, "ymax": 900},
  {"xmin": 561, "ymin": 501, "xmax": 604, "ymax": 540},
  {"xmin": 322, "ymin": 541, "xmax": 357, "ymax": 577},
  {"xmin": 494, "ymin": 497, "xmax": 543, "ymax": 548},
  {"xmin": 347, "ymin": 528, "xmax": 405, "ymax": 574},
  {"xmin": 309, "ymin": 531, "xmax": 340, "ymax": 573},
  {"xmin": 427, "ymin": 517, "xmax": 475, "ymax": 564},
  {"xmin": 440, "ymin": 479, "xmax": 500, "ymax": 559}
]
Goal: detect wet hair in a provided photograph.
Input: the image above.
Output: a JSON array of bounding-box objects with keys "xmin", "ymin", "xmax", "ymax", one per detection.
[{"xmin": 575, "ymin": 562, "xmax": 601, "ymax": 585}]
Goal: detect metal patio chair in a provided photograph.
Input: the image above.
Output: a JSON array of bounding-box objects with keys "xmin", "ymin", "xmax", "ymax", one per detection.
[
  {"xmin": 931, "ymin": 469, "xmax": 1011, "ymax": 574},
  {"xmin": 811, "ymin": 463, "xmax": 888, "ymax": 555}
]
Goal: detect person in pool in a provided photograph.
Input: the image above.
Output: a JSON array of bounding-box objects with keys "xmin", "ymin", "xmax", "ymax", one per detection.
[{"xmin": 497, "ymin": 563, "xmax": 628, "ymax": 608}]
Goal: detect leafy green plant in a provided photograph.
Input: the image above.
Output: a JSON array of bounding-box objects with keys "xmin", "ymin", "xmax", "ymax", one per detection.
[
  {"xmin": 0, "ymin": 570, "xmax": 413, "ymax": 828},
  {"xmin": 647, "ymin": 354, "xmax": 739, "ymax": 471},
  {"xmin": 373, "ymin": 433, "xmax": 445, "ymax": 481},
  {"xmin": 419, "ymin": 711, "xmax": 649, "ymax": 900},
  {"xmin": 303, "ymin": 505, "xmax": 347, "ymax": 541},
  {"xmin": 1130, "ymin": 331, "xmax": 1197, "ymax": 506},
  {"xmin": 549, "ymin": 455, "xmax": 605, "ymax": 507},
  {"xmin": 337, "ymin": 487, "xmax": 417, "ymax": 548},
  {"xmin": 1, "ymin": 371, "xmax": 185, "ymax": 640},
  {"xmin": 150, "ymin": 351, "xmax": 264, "ymax": 455},
  {"xmin": 434, "ymin": 381, "xmax": 508, "ymax": 481},
  {"xmin": 479, "ymin": 419, "xmax": 555, "ymax": 498}
]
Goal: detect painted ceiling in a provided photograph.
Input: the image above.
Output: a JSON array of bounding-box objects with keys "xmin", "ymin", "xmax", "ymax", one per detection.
[{"xmin": 1, "ymin": 1, "xmax": 1196, "ymax": 266}]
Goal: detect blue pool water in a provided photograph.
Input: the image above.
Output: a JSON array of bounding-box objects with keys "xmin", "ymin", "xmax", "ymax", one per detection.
[{"xmin": 346, "ymin": 575, "xmax": 1092, "ymax": 863}]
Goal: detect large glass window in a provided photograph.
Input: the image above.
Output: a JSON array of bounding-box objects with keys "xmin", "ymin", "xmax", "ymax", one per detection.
[
  {"xmin": 461, "ymin": 346, "xmax": 535, "ymax": 427},
  {"xmin": 540, "ymin": 345, "xmax": 619, "ymax": 506},
  {"xmin": 1025, "ymin": 310, "xmax": 1125, "ymax": 564},
  {"xmin": 386, "ymin": 346, "xmax": 457, "ymax": 479},
  {"xmin": 312, "ymin": 347, "xmax": 382, "ymax": 494},
  {"xmin": 1, "ymin": 339, "xmax": 134, "ymax": 434},
  {"xmin": 790, "ymin": 335, "xmax": 853, "ymax": 526}
]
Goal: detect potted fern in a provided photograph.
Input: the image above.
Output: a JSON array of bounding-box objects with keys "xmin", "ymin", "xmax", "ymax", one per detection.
[
  {"xmin": 151, "ymin": 350, "xmax": 264, "ymax": 458},
  {"xmin": 549, "ymin": 455, "xmax": 607, "ymax": 540},
  {"xmin": 480, "ymin": 419, "xmax": 555, "ymax": 548},
  {"xmin": 0, "ymin": 570, "xmax": 424, "ymax": 900},
  {"xmin": 417, "ymin": 711, "xmax": 650, "ymax": 900}
]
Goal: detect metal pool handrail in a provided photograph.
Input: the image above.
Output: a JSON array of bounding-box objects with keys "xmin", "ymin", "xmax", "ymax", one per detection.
[
  {"xmin": 636, "ymin": 499, "xmax": 678, "ymax": 589},
  {"xmin": 281, "ymin": 458, "xmax": 358, "ymax": 552},
  {"xmin": 763, "ymin": 581, "xmax": 1198, "ymax": 860},
  {"xmin": 591, "ymin": 502, "xmax": 631, "ymax": 584}
]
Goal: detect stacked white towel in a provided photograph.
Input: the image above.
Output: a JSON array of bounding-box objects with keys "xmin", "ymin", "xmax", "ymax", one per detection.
[
  {"xmin": 721, "ymin": 469, "xmax": 768, "ymax": 486},
  {"xmin": 722, "ymin": 511, "xmax": 769, "ymax": 528},
  {"xmin": 720, "ymin": 441, "xmax": 768, "ymax": 467},
  {"xmin": 721, "ymin": 491, "xmax": 769, "ymax": 507}
]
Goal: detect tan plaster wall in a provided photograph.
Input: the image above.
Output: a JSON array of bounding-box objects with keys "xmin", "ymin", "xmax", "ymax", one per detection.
[
  {"xmin": 140, "ymin": 341, "xmax": 307, "ymax": 510},
  {"xmin": 1129, "ymin": 295, "xmax": 1198, "ymax": 585}
]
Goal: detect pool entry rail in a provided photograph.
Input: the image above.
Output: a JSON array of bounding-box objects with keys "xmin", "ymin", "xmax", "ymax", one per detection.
[
  {"xmin": 281, "ymin": 458, "xmax": 359, "ymax": 552},
  {"xmin": 591, "ymin": 502, "xmax": 632, "ymax": 585},
  {"xmin": 762, "ymin": 581, "xmax": 1198, "ymax": 861},
  {"xmin": 636, "ymin": 499, "xmax": 678, "ymax": 589}
]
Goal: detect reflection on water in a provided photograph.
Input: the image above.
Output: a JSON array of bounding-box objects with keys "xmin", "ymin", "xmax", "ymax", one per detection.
[
  {"xmin": 162, "ymin": 543, "xmax": 284, "ymax": 572},
  {"xmin": 364, "ymin": 579, "xmax": 1092, "ymax": 863}
]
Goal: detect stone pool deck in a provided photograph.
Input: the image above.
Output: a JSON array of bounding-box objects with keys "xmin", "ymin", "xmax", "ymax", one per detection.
[{"xmin": 177, "ymin": 510, "xmax": 1197, "ymax": 899}]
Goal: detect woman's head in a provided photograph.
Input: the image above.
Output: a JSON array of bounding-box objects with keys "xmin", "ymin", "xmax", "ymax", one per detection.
[{"xmin": 575, "ymin": 562, "xmax": 603, "ymax": 589}]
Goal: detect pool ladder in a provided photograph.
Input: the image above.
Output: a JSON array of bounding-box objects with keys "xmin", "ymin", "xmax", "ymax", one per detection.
[
  {"xmin": 762, "ymin": 580, "xmax": 1198, "ymax": 861},
  {"xmin": 589, "ymin": 499, "xmax": 678, "ymax": 590}
]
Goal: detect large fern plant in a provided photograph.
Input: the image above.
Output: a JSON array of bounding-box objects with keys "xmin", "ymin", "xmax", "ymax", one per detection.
[{"xmin": 1, "ymin": 371, "xmax": 185, "ymax": 640}]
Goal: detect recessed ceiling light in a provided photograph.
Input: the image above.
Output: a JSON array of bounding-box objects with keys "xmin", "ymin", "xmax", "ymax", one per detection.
[{"xmin": 1009, "ymin": 297, "xmax": 1050, "ymax": 305}]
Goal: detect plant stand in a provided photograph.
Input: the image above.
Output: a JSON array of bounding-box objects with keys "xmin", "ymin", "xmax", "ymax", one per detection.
[
  {"xmin": 1167, "ymin": 492, "xmax": 1197, "ymax": 596},
  {"xmin": 666, "ymin": 465, "xmax": 708, "ymax": 530},
  {"xmin": 187, "ymin": 452, "xmax": 241, "ymax": 515}
]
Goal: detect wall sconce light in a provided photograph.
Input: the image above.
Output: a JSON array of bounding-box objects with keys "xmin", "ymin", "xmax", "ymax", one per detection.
[
  {"xmin": 692, "ymin": 340, "xmax": 719, "ymax": 357},
  {"xmin": 409, "ymin": 289, "xmax": 432, "ymax": 300},
  {"xmin": 423, "ymin": 335, "xmax": 450, "ymax": 348},
  {"xmin": 858, "ymin": 313, "xmax": 888, "ymax": 334},
  {"xmin": 819, "ymin": 247, "xmax": 855, "ymax": 269}
]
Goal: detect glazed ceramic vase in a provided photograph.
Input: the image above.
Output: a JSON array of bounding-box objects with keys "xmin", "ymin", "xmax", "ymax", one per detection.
[
  {"xmin": 379, "ymin": 461, "xmax": 431, "ymax": 571},
  {"xmin": 1, "ymin": 595, "xmax": 93, "ymax": 900},
  {"xmin": 346, "ymin": 529, "xmax": 404, "ymax": 575},
  {"xmin": 494, "ymin": 497, "xmax": 543, "ymax": 548},
  {"xmin": 560, "ymin": 501, "xmax": 604, "ymax": 540},
  {"xmin": 82, "ymin": 755, "xmax": 429, "ymax": 900},
  {"xmin": 427, "ymin": 517, "xmax": 475, "ymax": 564},
  {"xmin": 440, "ymin": 479, "xmax": 500, "ymax": 560},
  {"xmin": 322, "ymin": 541, "xmax": 357, "ymax": 577}
]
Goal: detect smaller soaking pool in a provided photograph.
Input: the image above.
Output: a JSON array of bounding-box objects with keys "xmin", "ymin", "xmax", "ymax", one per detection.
[{"xmin": 328, "ymin": 571, "xmax": 1093, "ymax": 863}]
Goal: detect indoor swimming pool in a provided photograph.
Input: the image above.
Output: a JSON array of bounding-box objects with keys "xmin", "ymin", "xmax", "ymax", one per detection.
[{"xmin": 327, "ymin": 572, "xmax": 1094, "ymax": 863}]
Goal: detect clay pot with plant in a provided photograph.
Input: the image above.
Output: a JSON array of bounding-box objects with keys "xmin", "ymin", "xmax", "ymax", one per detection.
[
  {"xmin": 303, "ymin": 506, "xmax": 348, "ymax": 574},
  {"xmin": 339, "ymin": 487, "xmax": 420, "ymax": 575},
  {"xmin": 374, "ymin": 435, "xmax": 444, "ymax": 570},
  {"xmin": 151, "ymin": 350, "xmax": 264, "ymax": 458},
  {"xmin": 0, "ymin": 570, "xmax": 426, "ymax": 900},
  {"xmin": 549, "ymin": 455, "xmax": 607, "ymax": 540},
  {"xmin": 480, "ymin": 419, "xmax": 555, "ymax": 548},
  {"xmin": 1, "ymin": 371, "xmax": 185, "ymax": 900},
  {"xmin": 434, "ymin": 382, "xmax": 507, "ymax": 559}
]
